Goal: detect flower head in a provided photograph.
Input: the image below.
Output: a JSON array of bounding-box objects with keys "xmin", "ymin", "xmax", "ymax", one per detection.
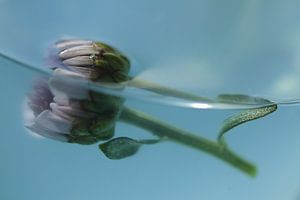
[{"xmin": 25, "ymin": 39, "xmax": 130, "ymax": 144}]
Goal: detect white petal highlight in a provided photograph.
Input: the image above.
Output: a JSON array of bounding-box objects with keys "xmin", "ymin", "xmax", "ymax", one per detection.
[
  {"xmin": 56, "ymin": 39, "xmax": 93, "ymax": 51},
  {"xmin": 59, "ymin": 45, "xmax": 99, "ymax": 59},
  {"xmin": 63, "ymin": 56, "xmax": 93, "ymax": 66}
]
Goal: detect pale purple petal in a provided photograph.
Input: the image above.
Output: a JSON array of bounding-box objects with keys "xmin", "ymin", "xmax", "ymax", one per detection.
[
  {"xmin": 56, "ymin": 39, "xmax": 93, "ymax": 51},
  {"xmin": 46, "ymin": 39, "xmax": 92, "ymax": 70},
  {"xmin": 49, "ymin": 68, "xmax": 90, "ymax": 100},
  {"xmin": 49, "ymin": 103, "xmax": 74, "ymax": 121},
  {"xmin": 50, "ymin": 102, "xmax": 94, "ymax": 118},
  {"xmin": 27, "ymin": 79, "xmax": 54, "ymax": 116},
  {"xmin": 34, "ymin": 110, "xmax": 72, "ymax": 133},
  {"xmin": 53, "ymin": 96, "xmax": 70, "ymax": 106},
  {"xmin": 45, "ymin": 45, "xmax": 70, "ymax": 70},
  {"xmin": 63, "ymin": 56, "xmax": 93, "ymax": 66},
  {"xmin": 26, "ymin": 123, "xmax": 69, "ymax": 142},
  {"xmin": 23, "ymin": 98, "xmax": 36, "ymax": 126}
]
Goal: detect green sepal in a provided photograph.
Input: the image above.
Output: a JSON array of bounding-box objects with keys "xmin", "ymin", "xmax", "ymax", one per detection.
[
  {"xmin": 82, "ymin": 92, "xmax": 124, "ymax": 114},
  {"xmin": 112, "ymin": 71, "xmax": 129, "ymax": 82},
  {"xmin": 93, "ymin": 59, "xmax": 109, "ymax": 71},
  {"xmin": 89, "ymin": 116, "xmax": 116, "ymax": 135},
  {"xmin": 70, "ymin": 118, "xmax": 91, "ymax": 137},
  {"xmin": 94, "ymin": 42, "xmax": 116, "ymax": 53},
  {"xmin": 81, "ymin": 99, "xmax": 119, "ymax": 114},
  {"xmin": 102, "ymin": 53, "xmax": 130, "ymax": 74},
  {"xmin": 69, "ymin": 135, "xmax": 98, "ymax": 145},
  {"xmin": 95, "ymin": 127, "xmax": 115, "ymax": 141}
]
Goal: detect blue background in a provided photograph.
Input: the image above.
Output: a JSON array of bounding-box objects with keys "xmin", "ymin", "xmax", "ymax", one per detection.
[{"xmin": 1, "ymin": 0, "xmax": 300, "ymax": 199}]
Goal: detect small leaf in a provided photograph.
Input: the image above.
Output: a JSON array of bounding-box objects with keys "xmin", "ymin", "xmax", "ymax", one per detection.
[
  {"xmin": 218, "ymin": 104, "xmax": 277, "ymax": 142},
  {"xmin": 99, "ymin": 137, "xmax": 160, "ymax": 160}
]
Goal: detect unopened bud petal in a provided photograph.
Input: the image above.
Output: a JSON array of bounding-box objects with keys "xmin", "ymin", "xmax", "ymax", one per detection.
[
  {"xmin": 59, "ymin": 45, "xmax": 99, "ymax": 59},
  {"xmin": 56, "ymin": 39, "xmax": 93, "ymax": 51},
  {"xmin": 63, "ymin": 56, "xmax": 93, "ymax": 66}
]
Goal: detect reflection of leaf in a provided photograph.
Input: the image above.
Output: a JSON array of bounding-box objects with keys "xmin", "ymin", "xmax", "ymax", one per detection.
[
  {"xmin": 99, "ymin": 137, "xmax": 160, "ymax": 160},
  {"xmin": 218, "ymin": 94, "xmax": 272, "ymax": 105},
  {"xmin": 218, "ymin": 103, "xmax": 277, "ymax": 142}
]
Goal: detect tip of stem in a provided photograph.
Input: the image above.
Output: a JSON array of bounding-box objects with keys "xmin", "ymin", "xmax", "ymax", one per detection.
[
  {"xmin": 247, "ymin": 166, "xmax": 257, "ymax": 178},
  {"xmin": 238, "ymin": 162, "xmax": 257, "ymax": 178},
  {"xmin": 247, "ymin": 167, "xmax": 257, "ymax": 178}
]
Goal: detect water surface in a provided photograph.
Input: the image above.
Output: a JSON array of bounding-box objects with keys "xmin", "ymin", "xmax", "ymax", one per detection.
[{"xmin": 1, "ymin": 1, "xmax": 300, "ymax": 200}]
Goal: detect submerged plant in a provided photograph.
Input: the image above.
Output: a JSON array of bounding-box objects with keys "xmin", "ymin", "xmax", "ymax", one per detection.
[{"xmin": 1, "ymin": 39, "xmax": 277, "ymax": 177}]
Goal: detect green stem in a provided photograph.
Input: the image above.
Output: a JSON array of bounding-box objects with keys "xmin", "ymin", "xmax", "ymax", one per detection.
[
  {"xmin": 127, "ymin": 77, "xmax": 214, "ymax": 103},
  {"xmin": 120, "ymin": 106, "xmax": 257, "ymax": 177}
]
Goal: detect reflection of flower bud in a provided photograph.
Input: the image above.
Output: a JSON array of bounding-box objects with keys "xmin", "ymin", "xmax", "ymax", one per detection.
[
  {"xmin": 25, "ymin": 79, "xmax": 116, "ymax": 144},
  {"xmin": 25, "ymin": 39, "xmax": 130, "ymax": 144}
]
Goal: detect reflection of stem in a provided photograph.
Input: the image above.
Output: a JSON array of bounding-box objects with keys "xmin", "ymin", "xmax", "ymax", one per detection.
[
  {"xmin": 0, "ymin": 51, "xmax": 49, "ymax": 76},
  {"xmin": 127, "ymin": 77, "xmax": 214, "ymax": 103},
  {"xmin": 120, "ymin": 106, "xmax": 256, "ymax": 177}
]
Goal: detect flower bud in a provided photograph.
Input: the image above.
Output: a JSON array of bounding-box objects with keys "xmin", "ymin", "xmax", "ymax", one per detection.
[{"xmin": 50, "ymin": 39, "xmax": 130, "ymax": 82}]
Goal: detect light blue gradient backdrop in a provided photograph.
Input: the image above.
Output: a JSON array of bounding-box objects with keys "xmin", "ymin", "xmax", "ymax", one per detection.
[{"xmin": 1, "ymin": 0, "xmax": 300, "ymax": 199}]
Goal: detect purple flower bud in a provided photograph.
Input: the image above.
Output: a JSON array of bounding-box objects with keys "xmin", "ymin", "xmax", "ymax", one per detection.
[
  {"xmin": 24, "ymin": 79, "xmax": 73, "ymax": 142},
  {"xmin": 25, "ymin": 39, "xmax": 130, "ymax": 144},
  {"xmin": 46, "ymin": 39, "xmax": 130, "ymax": 82}
]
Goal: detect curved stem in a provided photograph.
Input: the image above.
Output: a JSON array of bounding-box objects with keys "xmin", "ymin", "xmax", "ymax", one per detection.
[{"xmin": 120, "ymin": 106, "xmax": 256, "ymax": 177}]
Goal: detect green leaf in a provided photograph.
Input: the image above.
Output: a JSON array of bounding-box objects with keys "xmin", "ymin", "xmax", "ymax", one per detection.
[
  {"xmin": 99, "ymin": 137, "xmax": 160, "ymax": 160},
  {"xmin": 218, "ymin": 104, "xmax": 277, "ymax": 142}
]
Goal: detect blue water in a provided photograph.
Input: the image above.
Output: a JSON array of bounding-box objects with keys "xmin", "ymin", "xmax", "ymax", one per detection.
[{"xmin": 2, "ymin": 0, "xmax": 300, "ymax": 199}]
